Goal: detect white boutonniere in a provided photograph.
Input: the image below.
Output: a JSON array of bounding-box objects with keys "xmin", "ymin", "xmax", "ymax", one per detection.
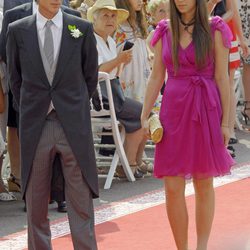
[{"xmin": 68, "ymin": 25, "xmax": 83, "ymax": 38}]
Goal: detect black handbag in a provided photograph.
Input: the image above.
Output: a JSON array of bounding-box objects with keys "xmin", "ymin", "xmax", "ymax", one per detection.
[{"xmin": 92, "ymin": 77, "xmax": 125, "ymax": 113}]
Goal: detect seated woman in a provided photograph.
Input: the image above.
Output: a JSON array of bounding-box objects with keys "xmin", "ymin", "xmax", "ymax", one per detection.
[{"xmin": 87, "ymin": 0, "xmax": 153, "ymax": 178}]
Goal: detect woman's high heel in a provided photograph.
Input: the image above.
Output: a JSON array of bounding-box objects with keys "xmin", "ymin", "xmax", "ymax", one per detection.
[{"xmin": 241, "ymin": 101, "xmax": 250, "ymax": 125}]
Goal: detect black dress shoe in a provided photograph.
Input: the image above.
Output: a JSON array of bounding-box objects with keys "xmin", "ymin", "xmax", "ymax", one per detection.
[
  {"xmin": 229, "ymin": 138, "xmax": 238, "ymax": 144},
  {"xmin": 57, "ymin": 201, "xmax": 67, "ymax": 213}
]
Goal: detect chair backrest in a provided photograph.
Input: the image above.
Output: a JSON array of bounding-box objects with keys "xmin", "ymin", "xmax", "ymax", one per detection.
[{"xmin": 90, "ymin": 72, "xmax": 117, "ymax": 120}]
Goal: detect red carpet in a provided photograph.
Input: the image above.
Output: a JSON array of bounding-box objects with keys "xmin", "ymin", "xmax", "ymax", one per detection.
[{"xmin": 52, "ymin": 178, "xmax": 250, "ymax": 250}]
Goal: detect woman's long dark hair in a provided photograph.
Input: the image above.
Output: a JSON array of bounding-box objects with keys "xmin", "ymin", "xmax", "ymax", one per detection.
[
  {"xmin": 115, "ymin": 0, "xmax": 148, "ymax": 39},
  {"xmin": 170, "ymin": 0, "xmax": 212, "ymax": 72}
]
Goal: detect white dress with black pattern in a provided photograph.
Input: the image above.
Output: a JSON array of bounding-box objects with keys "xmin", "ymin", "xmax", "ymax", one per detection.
[{"xmin": 239, "ymin": 0, "xmax": 250, "ymax": 64}]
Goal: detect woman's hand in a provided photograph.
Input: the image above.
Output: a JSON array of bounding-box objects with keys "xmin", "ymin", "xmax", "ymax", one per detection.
[
  {"xmin": 141, "ymin": 115, "xmax": 150, "ymax": 139},
  {"xmin": 239, "ymin": 39, "xmax": 250, "ymax": 59},
  {"xmin": 221, "ymin": 125, "xmax": 230, "ymax": 146},
  {"xmin": 117, "ymin": 49, "xmax": 133, "ymax": 65}
]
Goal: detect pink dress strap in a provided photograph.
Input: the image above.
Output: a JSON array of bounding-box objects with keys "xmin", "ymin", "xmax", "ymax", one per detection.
[
  {"xmin": 151, "ymin": 19, "xmax": 169, "ymax": 47},
  {"xmin": 211, "ymin": 16, "xmax": 233, "ymax": 48}
]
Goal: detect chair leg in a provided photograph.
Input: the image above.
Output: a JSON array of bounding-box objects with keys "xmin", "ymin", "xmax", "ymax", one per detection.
[
  {"xmin": 113, "ymin": 126, "xmax": 135, "ymax": 182},
  {"xmin": 103, "ymin": 126, "xmax": 135, "ymax": 189},
  {"xmin": 104, "ymin": 151, "xmax": 119, "ymax": 189}
]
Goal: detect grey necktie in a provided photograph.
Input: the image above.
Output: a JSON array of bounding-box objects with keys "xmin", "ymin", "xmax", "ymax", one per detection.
[{"xmin": 44, "ymin": 20, "xmax": 54, "ymax": 68}]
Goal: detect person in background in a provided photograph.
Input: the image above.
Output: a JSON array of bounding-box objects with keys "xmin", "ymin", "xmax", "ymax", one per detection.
[
  {"xmin": 146, "ymin": 0, "xmax": 169, "ymax": 96},
  {"xmin": 0, "ymin": 0, "xmax": 81, "ymax": 211},
  {"xmin": 77, "ymin": 0, "xmax": 95, "ymax": 19},
  {"xmin": 87, "ymin": 0, "xmax": 152, "ymax": 177},
  {"xmin": 141, "ymin": 0, "xmax": 234, "ymax": 249},
  {"xmin": 7, "ymin": 0, "xmax": 99, "ymax": 248},
  {"xmin": 114, "ymin": 0, "xmax": 150, "ymax": 104},
  {"xmin": 209, "ymin": 0, "xmax": 249, "ymax": 156},
  {"xmin": 238, "ymin": 0, "xmax": 250, "ymax": 126},
  {"xmin": 207, "ymin": 0, "xmax": 222, "ymax": 13},
  {"xmin": 3, "ymin": 0, "xmax": 69, "ymax": 13},
  {"xmin": 0, "ymin": 0, "xmax": 16, "ymax": 201},
  {"xmin": 146, "ymin": 0, "xmax": 169, "ymax": 60},
  {"xmin": 0, "ymin": 54, "xmax": 16, "ymax": 201},
  {"xmin": 70, "ymin": 0, "xmax": 84, "ymax": 9}
]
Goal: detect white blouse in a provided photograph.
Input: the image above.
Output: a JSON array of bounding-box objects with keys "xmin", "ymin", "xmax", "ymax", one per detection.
[{"xmin": 94, "ymin": 33, "xmax": 117, "ymax": 80}]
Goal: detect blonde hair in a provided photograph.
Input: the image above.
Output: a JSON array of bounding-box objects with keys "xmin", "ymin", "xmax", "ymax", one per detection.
[{"xmin": 147, "ymin": 0, "xmax": 169, "ymax": 15}]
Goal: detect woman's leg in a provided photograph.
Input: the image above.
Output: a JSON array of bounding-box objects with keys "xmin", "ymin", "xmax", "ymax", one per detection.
[
  {"xmin": 7, "ymin": 127, "xmax": 20, "ymax": 179},
  {"xmin": 0, "ymin": 154, "xmax": 17, "ymax": 201},
  {"xmin": 193, "ymin": 178, "xmax": 215, "ymax": 250},
  {"xmin": 0, "ymin": 154, "xmax": 7, "ymax": 193},
  {"xmin": 124, "ymin": 128, "xmax": 144, "ymax": 165},
  {"xmin": 242, "ymin": 62, "xmax": 250, "ymax": 116},
  {"xmin": 229, "ymin": 68, "xmax": 237, "ymax": 138},
  {"xmin": 7, "ymin": 127, "xmax": 21, "ymax": 192},
  {"xmin": 164, "ymin": 176, "xmax": 188, "ymax": 250},
  {"xmin": 135, "ymin": 136, "xmax": 147, "ymax": 164}
]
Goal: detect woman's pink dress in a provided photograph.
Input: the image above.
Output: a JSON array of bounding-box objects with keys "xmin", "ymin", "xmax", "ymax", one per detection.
[{"xmin": 151, "ymin": 16, "xmax": 235, "ymax": 179}]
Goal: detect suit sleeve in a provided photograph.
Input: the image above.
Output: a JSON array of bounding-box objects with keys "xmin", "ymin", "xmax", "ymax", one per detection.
[
  {"xmin": 6, "ymin": 24, "xmax": 22, "ymax": 110},
  {"xmin": 0, "ymin": 11, "xmax": 11, "ymax": 63},
  {"xmin": 82, "ymin": 23, "xmax": 98, "ymax": 99}
]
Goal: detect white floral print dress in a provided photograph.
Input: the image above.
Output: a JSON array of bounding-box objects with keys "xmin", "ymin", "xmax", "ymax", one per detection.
[{"xmin": 114, "ymin": 22, "xmax": 151, "ymax": 103}]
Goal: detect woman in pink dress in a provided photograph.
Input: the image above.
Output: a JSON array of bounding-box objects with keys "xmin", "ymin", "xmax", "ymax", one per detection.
[{"xmin": 141, "ymin": 0, "xmax": 235, "ymax": 249}]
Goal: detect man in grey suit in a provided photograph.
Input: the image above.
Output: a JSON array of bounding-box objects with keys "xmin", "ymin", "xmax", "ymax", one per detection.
[
  {"xmin": 0, "ymin": 0, "xmax": 81, "ymax": 213},
  {"xmin": 7, "ymin": 0, "xmax": 99, "ymax": 249}
]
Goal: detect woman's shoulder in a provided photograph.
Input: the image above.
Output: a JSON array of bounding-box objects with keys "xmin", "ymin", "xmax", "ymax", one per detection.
[
  {"xmin": 155, "ymin": 19, "xmax": 169, "ymax": 33},
  {"xmin": 210, "ymin": 16, "xmax": 232, "ymax": 48},
  {"xmin": 210, "ymin": 16, "xmax": 227, "ymax": 31},
  {"xmin": 151, "ymin": 19, "xmax": 170, "ymax": 47}
]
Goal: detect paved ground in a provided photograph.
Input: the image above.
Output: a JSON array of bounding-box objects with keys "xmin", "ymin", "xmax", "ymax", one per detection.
[{"xmin": 0, "ymin": 124, "xmax": 250, "ymax": 239}]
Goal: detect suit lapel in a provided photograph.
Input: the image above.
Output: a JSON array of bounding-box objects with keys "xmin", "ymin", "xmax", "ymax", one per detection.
[
  {"xmin": 21, "ymin": 15, "xmax": 51, "ymax": 87},
  {"xmin": 51, "ymin": 13, "xmax": 79, "ymax": 88}
]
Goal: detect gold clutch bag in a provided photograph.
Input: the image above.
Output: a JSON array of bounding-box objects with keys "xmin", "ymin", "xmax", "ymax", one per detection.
[{"xmin": 148, "ymin": 114, "xmax": 163, "ymax": 143}]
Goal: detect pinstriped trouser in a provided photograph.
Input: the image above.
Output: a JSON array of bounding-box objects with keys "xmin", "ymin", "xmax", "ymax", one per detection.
[{"xmin": 25, "ymin": 111, "xmax": 97, "ymax": 250}]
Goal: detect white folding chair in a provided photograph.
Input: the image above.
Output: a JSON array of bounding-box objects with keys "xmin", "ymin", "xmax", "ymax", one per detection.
[{"xmin": 90, "ymin": 72, "xmax": 135, "ymax": 189}]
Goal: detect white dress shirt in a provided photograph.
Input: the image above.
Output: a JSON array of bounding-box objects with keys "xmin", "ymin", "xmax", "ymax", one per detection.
[
  {"xmin": 36, "ymin": 9, "xmax": 63, "ymax": 113},
  {"xmin": 0, "ymin": 0, "xmax": 3, "ymax": 31},
  {"xmin": 94, "ymin": 33, "xmax": 118, "ymax": 80}
]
